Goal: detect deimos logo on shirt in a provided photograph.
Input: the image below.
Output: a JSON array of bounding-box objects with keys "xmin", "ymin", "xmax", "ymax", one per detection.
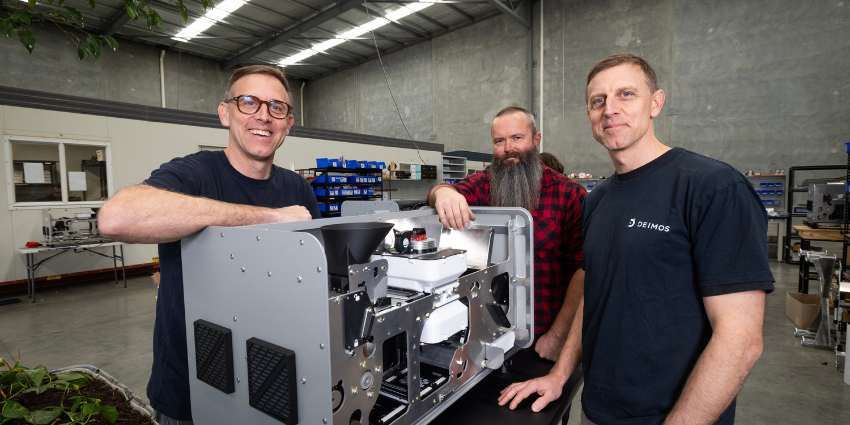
[{"xmin": 628, "ymin": 218, "xmax": 670, "ymax": 232}]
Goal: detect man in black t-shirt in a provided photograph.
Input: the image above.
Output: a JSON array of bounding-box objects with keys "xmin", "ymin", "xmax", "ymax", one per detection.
[
  {"xmin": 499, "ymin": 54, "xmax": 773, "ymax": 424},
  {"xmin": 99, "ymin": 65, "xmax": 318, "ymax": 425}
]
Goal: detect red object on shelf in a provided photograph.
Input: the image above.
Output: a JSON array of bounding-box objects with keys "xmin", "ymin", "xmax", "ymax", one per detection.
[{"xmin": 26, "ymin": 242, "xmax": 42, "ymax": 248}]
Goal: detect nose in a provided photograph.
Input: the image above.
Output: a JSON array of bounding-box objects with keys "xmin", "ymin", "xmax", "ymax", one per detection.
[
  {"xmin": 254, "ymin": 102, "xmax": 272, "ymax": 121},
  {"xmin": 603, "ymin": 98, "xmax": 620, "ymax": 117}
]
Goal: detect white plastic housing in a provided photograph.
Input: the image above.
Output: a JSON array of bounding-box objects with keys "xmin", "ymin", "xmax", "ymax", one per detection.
[
  {"xmin": 375, "ymin": 251, "xmax": 467, "ymax": 292},
  {"xmin": 421, "ymin": 300, "xmax": 469, "ymax": 344}
]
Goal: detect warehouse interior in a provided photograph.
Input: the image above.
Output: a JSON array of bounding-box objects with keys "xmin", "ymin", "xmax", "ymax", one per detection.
[{"xmin": 0, "ymin": 0, "xmax": 848, "ymax": 424}]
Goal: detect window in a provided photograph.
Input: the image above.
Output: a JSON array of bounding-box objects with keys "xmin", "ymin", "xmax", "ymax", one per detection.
[{"xmin": 4, "ymin": 136, "xmax": 113, "ymax": 209}]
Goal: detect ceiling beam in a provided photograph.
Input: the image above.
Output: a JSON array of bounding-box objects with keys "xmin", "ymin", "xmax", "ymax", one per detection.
[
  {"xmin": 484, "ymin": 0, "xmax": 529, "ymax": 28},
  {"xmin": 103, "ymin": 11, "xmax": 132, "ymax": 36},
  {"xmin": 444, "ymin": 4, "xmax": 474, "ymax": 21},
  {"xmin": 358, "ymin": 5, "xmax": 428, "ymax": 39},
  {"xmin": 220, "ymin": 0, "xmax": 364, "ymax": 70}
]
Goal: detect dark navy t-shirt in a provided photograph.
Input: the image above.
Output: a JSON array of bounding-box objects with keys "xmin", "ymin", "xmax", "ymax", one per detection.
[
  {"xmin": 142, "ymin": 150, "xmax": 319, "ymax": 421},
  {"xmin": 580, "ymin": 148, "xmax": 774, "ymax": 425}
]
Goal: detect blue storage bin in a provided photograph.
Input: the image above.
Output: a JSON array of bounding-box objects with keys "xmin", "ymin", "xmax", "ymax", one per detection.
[
  {"xmin": 316, "ymin": 158, "xmax": 330, "ymax": 168},
  {"xmin": 377, "ymin": 177, "xmax": 383, "ymax": 183},
  {"xmin": 345, "ymin": 160, "xmax": 360, "ymax": 168},
  {"xmin": 776, "ymin": 190, "xmax": 784, "ymax": 195},
  {"xmin": 314, "ymin": 188, "xmax": 339, "ymax": 197},
  {"xmin": 367, "ymin": 161, "xmax": 378, "ymax": 169},
  {"xmin": 364, "ymin": 189, "xmax": 374, "ymax": 196},
  {"xmin": 377, "ymin": 162, "xmax": 386, "ymax": 169},
  {"xmin": 768, "ymin": 190, "xmax": 776, "ymax": 195},
  {"xmin": 775, "ymin": 182, "xmax": 783, "ymax": 187},
  {"xmin": 318, "ymin": 203, "xmax": 340, "ymax": 212},
  {"xmin": 315, "ymin": 175, "xmax": 346, "ymax": 183},
  {"xmin": 340, "ymin": 188, "xmax": 355, "ymax": 196}
]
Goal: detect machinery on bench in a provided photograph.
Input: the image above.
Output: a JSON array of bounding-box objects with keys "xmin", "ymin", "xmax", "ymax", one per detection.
[{"xmin": 181, "ymin": 207, "xmax": 534, "ymax": 424}]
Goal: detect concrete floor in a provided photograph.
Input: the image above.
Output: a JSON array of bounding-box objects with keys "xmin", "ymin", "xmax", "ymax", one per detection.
[{"xmin": 1, "ymin": 262, "xmax": 848, "ymax": 424}]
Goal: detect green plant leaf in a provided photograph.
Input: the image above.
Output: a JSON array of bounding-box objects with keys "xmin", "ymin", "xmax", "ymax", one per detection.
[
  {"xmin": 88, "ymin": 0, "xmax": 95, "ymax": 11},
  {"xmin": 17, "ymin": 30, "xmax": 35, "ymax": 54},
  {"xmin": 65, "ymin": 410, "xmax": 86, "ymax": 422},
  {"xmin": 57, "ymin": 0, "xmax": 65, "ymax": 7},
  {"xmin": 86, "ymin": 35, "xmax": 101, "ymax": 59},
  {"xmin": 0, "ymin": 414, "xmax": 11, "ymax": 424},
  {"xmin": 0, "ymin": 20, "xmax": 11, "ymax": 39},
  {"xmin": 201, "ymin": 0, "xmax": 214, "ymax": 11},
  {"xmin": 101, "ymin": 35, "xmax": 118, "ymax": 52},
  {"xmin": 81, "ymin": 402, "xmax": 98, "ymax": 416},
  {"xmin": 53, "ymin": 373, "xmax": 86, "ymax": 382},
  {"xmin": 24, "ymin": 407, "xmax": 62, "ymax": 424},
  {"xmin": 177, "ymin": 2, "xmax": 188, "ymax": 22},
  {"xmin": 124, "ymin": 1, "xmax": 138, "ymax": 20},
  {"xmin": 97, "ymin": 405, "xmax": 118, "ymax": 424},
  {"xmin": 24, "ymin": 366, "xmax": 48, "ymax": 387},
  {"xmin": 12, "ymin": 13, "xmax": 32, "ymax": 26},
  {"xmin": 62, "ymin": 6, "xmax": 83, "ymax": 27},
  {"xmin": 1, "ymin": 400, "xmax": 30, "ymax": 419},
  {"xmin": 28, "ymin": 0, "xmax": 37, "ymax": 9}
]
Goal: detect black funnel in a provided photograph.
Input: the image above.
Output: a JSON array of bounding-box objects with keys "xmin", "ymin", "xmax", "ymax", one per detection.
[{"xmin": 321, "ymin": 222, "xmax": 395, "ymax": 276}]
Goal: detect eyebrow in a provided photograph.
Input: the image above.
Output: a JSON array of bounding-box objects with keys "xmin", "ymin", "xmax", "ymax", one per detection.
[{"xmin": 588, "ymin": 85, "xmax": 641, "ymax": 99}]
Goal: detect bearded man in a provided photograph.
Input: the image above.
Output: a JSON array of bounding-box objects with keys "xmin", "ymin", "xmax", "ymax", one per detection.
[{"xmin": 427, "ymin": 106, "xmax": 586, "ymax": 361}]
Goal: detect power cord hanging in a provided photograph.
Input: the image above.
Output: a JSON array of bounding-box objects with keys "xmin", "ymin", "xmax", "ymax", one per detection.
[{"xmin": 363, "ymin": 0, "xmax": 426, "ymax": 165}]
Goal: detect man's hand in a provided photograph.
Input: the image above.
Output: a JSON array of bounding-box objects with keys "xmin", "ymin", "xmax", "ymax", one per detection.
[
  {"xmin": 534, "ymin": 330, "xmax": 565, "ymax": 362},
  {"xmin": 498, "ymin": 373, "xmax": 566, "ymax": 412},
  {"xmin": 275, "ymin": 205, "xmax": 313, "ymax": 222},
  {"xmin": 433, "ymin": 186, "xmax": 476, "ymax": 230}
]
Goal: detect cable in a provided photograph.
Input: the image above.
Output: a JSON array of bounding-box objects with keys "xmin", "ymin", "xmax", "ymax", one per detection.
[{"xmin": 363, "ymin": 0, "xmax": 426, "ymax": 165}]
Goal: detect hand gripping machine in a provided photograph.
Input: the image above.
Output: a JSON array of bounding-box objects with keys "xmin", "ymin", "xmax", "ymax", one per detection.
[{"xmin": 180, "ymin": 208, "xmax": 534, "ymax": 424}]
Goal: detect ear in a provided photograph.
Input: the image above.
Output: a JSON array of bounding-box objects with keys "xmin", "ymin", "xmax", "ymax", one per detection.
[
  {"xmin": 533, "ymin": 132, "xmax": 542, "ymax": 148},
  {"xmin": 218, "ymin": 102, "xmax": 231, "ymax": 127},
  {"xmin": 650, "ymin": 89, "xmax": 665, "ymax": 118},
  {"xmin": 282, "ymin": 114, "xmax": 295, "ymax": 138}
]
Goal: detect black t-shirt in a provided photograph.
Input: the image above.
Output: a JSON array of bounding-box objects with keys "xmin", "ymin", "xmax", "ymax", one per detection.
[
  {"xmin": 580, "ymin": 148, "xmax": 774, "ymax": 425},
  {"xmin": 142, "ymin": 150, "xmax": 319, "ymax": 420}
]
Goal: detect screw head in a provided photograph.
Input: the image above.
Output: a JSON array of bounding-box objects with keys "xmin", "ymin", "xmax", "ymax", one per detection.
[
  {"xmin": 320, "ymin": 343, "xmax": 325, "ymax": 349},
  {"xmin": 241, "ymin": 267, "xmax": 245, "ymax": 272},
  {"xmin": 230, "ymin": 254, "xmax": 234, "ymax": 259},
  {"xmin": 381, "ymin": 265, "xmax": 387, "ymax": 270},
  {"xmin": 324, "ymin": 420, "xmax": 328, "ymax": 424},
  {"xmin": 256, "ymin": 236, "xmax": 260, "ymax": 241},
  {"xmin": 233, "ymin": 317, "xmax": 237, "ymax": 321},
  {"xmin": 237, "ymin": 378, "xmax": 241, "ymax": 383},
  {"xmin": 317, "ymin": 267, "xmax": 322, "ymax": 272},
  {"xmin": 220, "ymin": 233, "xmax": 224, "ymax": 237},
  {"xmin": 267, "ymin": 271, "xmax": 272, "ymax": 277},
  {"xmin": 299, "ymin": 239, "xmax": 304, "ymax": 245},
  {"xmin": 297, "ymin": 276, "xmax": 302, "ymax": 282},
  {"xmin": 350, "ymin": 270, "xmax": 356, "ymax": 276},
  {"xmin": 301, "ymin": 378, "xmax": 307, "ymax": 384}
]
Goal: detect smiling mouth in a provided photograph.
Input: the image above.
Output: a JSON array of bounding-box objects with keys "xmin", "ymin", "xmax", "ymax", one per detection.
[
  {"xmin": 249, "ymin": 129, "xmax": 271, "ymax": 137},
  {"xmin": 604, "ymin": 124, "xmax": 626, "ymax": 130}
]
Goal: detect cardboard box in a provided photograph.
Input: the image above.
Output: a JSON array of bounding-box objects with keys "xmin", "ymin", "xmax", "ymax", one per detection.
[
  {"xmin": 152, "ymin": 272, "xmax": 161, "ymax": 287},
  {"xmin": 786, "ymin": 292, "xmax": 820, "ymax": 328}
]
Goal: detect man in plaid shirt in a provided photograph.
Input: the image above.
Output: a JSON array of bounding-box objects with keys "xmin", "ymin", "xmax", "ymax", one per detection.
[{"xmin": 427, "ymin": 106, "xmax": 586, "ymax": 361}]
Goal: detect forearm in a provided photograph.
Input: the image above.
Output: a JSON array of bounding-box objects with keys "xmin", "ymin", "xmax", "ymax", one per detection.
[
  {"xmin": 99, "ymin": 185, "xmax": 276, "ymax": 244},
  {"xmin": 546, "ymin": 269, "xmax": 585, "ymax": 340},
  {"xmin": 664, "ymin": 333, "xmax": 763, "ymax": 424},
  {"xmin": 427, "ymin": 184, "xmax": 455, "ymax": 207},
  {"xmin": 550, "ymin": 297, "xmax": 583, "ymax": 383}
]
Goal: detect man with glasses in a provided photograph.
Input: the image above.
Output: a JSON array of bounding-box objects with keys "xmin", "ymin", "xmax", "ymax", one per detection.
[{"xmin": 99, "ymin": 65, "xmax": 318, "ymax": 425}]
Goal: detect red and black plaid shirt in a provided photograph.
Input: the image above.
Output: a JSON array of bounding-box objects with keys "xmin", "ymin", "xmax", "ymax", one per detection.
[{"xmin": 450, "ymin": 165, "xmax": 586, "ymax": 339}]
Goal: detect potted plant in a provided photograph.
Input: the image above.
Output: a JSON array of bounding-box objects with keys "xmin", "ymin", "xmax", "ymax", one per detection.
[{"xmin": 1, "ymin": 350, "xmax": 156, "ymax": 425}]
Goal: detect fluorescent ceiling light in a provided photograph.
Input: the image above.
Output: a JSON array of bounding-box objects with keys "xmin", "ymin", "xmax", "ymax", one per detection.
[
  {"xmin": 174, "ymin": 0, "xmax": 249, "ymax": 41},
  {"xmin": 279, "ymin": 1, "xmax": 440, "ymax": 67}
]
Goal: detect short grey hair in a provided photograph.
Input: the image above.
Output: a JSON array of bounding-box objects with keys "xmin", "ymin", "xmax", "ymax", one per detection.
[{"xmin": 493, "ymin": 106, "xmax": 538, "ymax": 136}]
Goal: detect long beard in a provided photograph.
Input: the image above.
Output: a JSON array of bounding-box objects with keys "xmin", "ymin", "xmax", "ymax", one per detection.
[{"xmin": 489, "ymin": 147, "xmax": 542, "ymax": 211}]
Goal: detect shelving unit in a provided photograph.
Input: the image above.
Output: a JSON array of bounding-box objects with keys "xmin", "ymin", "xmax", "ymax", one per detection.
[
  {"xmin": 746, "ymin": 175, "xmax": 788, "ymax": 261},
  {"xmin": 301, "ymin": 167, "xmax": 383, "ymax": 218},
  {"xmin": 442, "ymin": 156, "xmax": 467, "ymax": 183},
  {"xmin": 574, "ymin": 178, "xmax": 606, "ymax": 193}
]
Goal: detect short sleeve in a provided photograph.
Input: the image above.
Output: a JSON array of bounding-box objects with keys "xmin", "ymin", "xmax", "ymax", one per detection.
[
  {"xmin": 142, "ymin": 155, "xmax": 206, "ymax": 196},
  {"xmin": 562, "ymin": 184, "xmax": 586, "ymax": 268},
  {"xmin": 690, "ymin": 181, "xmax": 775, "ymax": 293}
]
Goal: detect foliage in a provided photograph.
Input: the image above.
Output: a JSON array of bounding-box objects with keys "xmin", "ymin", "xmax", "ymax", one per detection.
[
  {"xmin": 0, "ymin": 0, "xmax": 215, "ymax": 58},
  {"xmin": 0, "ymin": 349, "xmax": 119, "ymax": 425}
]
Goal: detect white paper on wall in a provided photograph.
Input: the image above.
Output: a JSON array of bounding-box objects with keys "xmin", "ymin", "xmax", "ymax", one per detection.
[
  {"xmin": 69, "ymin": 171, "xmax": 87, "ymax": 191},
  {"xmin": 23, "ymin": 163, "xmax": 45, "ymax": 184}
]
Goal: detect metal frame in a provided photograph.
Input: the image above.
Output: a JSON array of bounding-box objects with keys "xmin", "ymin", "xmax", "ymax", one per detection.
[{"xmin": 19, "ymin": 242, "xmax": 126, "ymax": 303}]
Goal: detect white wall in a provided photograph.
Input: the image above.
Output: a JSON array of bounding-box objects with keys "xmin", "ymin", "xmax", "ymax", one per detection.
[{"xmin": 0, "ymin": 105, "xmax": 441, "ymax": 283}]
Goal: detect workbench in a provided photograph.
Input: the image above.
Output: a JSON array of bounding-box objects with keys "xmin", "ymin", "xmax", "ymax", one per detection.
[
  {"xmin": 16, "ymin": 241, "xmax": 126, "ymax": 303},
  {"xmin": 434, "ymin": 348, "xmax": 583, "ymax": 425},
  {"xmin": 795, "ymin": 225, "xmax": 845, "ymax": 293}
]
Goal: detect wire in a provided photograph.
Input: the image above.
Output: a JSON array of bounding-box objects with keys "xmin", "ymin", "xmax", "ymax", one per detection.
[{"xmin": 362, "ymin": 0, "xmax": 426, "ymax": 165}]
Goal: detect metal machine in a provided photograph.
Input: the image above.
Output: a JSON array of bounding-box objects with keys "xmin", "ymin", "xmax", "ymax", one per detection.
[
  {"xmin": 181, "ymin": 207, "xmax": 534, "ymax": 425},
  {"xmin": 41, "ymin": 208, "xmax": 106, "ymax": 246},
  {"xmin": 805, "ymin": 182, "xmax": 846, "ymax": 227}
]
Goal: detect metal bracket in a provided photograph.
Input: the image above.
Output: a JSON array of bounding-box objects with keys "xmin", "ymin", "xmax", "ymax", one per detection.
[
  {"xmin": 533, "ymin": 59, "xmax": 538, "ymax": 68},
  {"xmin": 665, "ymin": 107, "xmax": 678, "ymax": 116},
  {"xmin": 348, "ymin": 259, "xmax": 389, "ymax": 302}
]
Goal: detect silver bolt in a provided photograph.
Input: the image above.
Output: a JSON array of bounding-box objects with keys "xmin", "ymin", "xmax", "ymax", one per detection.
[
  {"xmin": 301, "ymin": 378, "xmax": 307, "ymax": 384},
  {"xmin": 323, "ymin": 420, "xmax": 328, "ymax": 424},
  {"xmin": 364, "ymin": 267, "xmax": 369, "ymax": 272},
  {"xmin": 237, "ymin": 378, "xmax": 241, "ymax": 383},
  {"xmin": 245, "ymin": 355, "xmax": 247, "ymax": 360},
  {"xmin": 267, "ymin": 272, "xmax": 272, "ymax": 277},
  {"xmin": 352, "ymin": 388, "xmax": 359, "ymax": 395},
  {"xmin": 256, "ymin": 236, "xmax": 260, "ymax": 241},
  {"xmin": 416, "ymin": 316, "xmax": 421, "ymax": 321},
  {"xmin": 241, "ymin": 267, "xmax": 245, "ymax": 272},
  {"xmin": 230, "ymin": 254, "xmax": 233, "ymax": 259},
  {"xmin": 406, "ymin": 306, "xmax": 410, "ymax": 312},
  {"xmin": 317, "ymin": 267, "xmax": 322, "ymax": 272},
  {"xmin": 456, "ymin": 359, "xmax": 463, "ymax": 365},
  {"xmin": 320, "ymin": 343, "xmax": 325, "ymax": 349},
  {"xmin": 299, "ymin": 239, "xmax": 304, "ymax": 245},
  {"xmin": 368, "ymin": 392, "xmax": 374, "ymax": 398},
  {"xmin": 297, "ymin": 276, "xmax": 303, "ymax": 282},
  {"xmin": 220, "ymin": 233, "xmax": 223, "ymax": 237},
  {"xmin": 350, "ymin": 270, "xmax": 356, "ymax": 276},
  {"xmin": 233, "ymin": 317, "xmax": 237, "ymax": 322},
  {"xmin": 376, "ymin": 366, "xmax": 382, "ymax": 372}
]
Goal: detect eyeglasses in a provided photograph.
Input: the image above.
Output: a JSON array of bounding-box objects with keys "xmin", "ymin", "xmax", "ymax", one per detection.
[{"xmin": 228, "ymin": 95, "xmax": 292, "ymax": 119}]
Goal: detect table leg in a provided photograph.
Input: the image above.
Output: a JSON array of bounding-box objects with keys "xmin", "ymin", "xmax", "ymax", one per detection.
[
  {"xmin": 802, "ymin": 239, "xmax": 811, "ymax": 293},
  {"xmin": 26, "ymin": 253, "xmax": 32, "ymax": 300},
  {"xmin": 29, "ymin": 253, "xmax": 35, "ymax": 303},
  {"xmin": 112, "ymin": 245, "xmax": 118, "ymax": 285},
  {"xmin": 120, "ymin": 245, "xmax": 127, "ymax": 288}
]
